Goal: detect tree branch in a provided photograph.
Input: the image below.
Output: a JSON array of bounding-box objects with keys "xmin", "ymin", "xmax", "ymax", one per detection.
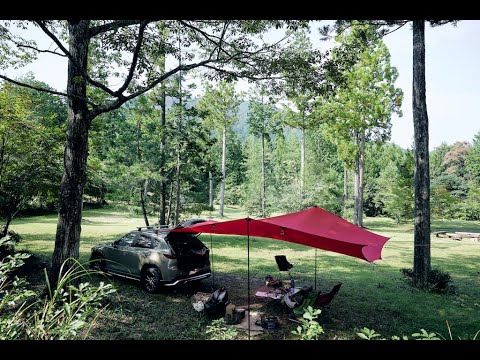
[
  {"xmin": 34, "ymin": 21, "xmax": 71, "ymax": 58},
  {"xmin": 0, "ymin": 74, "xmax": 98, "ymax": 106},
  {"xmin": 217, "ymin": 21, "xmax": 230, "ymax": 60},
  {"xmin": 114, "ymin": 21, "xmax": 148, "ymax": 96},
  {"xmin": 89, "ymin": 20, "xmax": 143, "ymax": 38},
  {"xmin": 90, "ymin": 59, "xmax": 214, "ymax": 118},
  {"xmin": 178, "ymin": 20, "xmax": 233, "ymax": 59},
  {"xmin": 35, "ymin": 20, "xmax": 118, "ymax": 97},
  {"xmin": 14, "ymin": 42, "xmax": 67, "ymax": 57},
  {"xmin": 381, "ymin": 21, "xmax": 409, "ymax": 36}
]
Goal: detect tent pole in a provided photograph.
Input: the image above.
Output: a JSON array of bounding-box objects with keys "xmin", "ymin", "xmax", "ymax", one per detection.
[
  {"xmin": 314, "ymin": 249, "xmax": 317, "ymax": 291},
  {"xmin": 247, "ymin": 217, "xmax": 250, "ymax": 340},
  {"xmin": 210, "ymin": 233, "xmax": 214, "ymax": 289}
]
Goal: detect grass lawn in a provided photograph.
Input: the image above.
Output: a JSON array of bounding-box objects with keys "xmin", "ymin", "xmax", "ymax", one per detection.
[{"xmin": 10, "ymin": 206, "xmax": 480, "ymax": 340}]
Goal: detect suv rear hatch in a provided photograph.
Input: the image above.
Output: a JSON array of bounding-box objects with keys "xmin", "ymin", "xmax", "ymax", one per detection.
[{"xmin": 165, "ymin": 232, "xmax": 210, "ymax": 274}]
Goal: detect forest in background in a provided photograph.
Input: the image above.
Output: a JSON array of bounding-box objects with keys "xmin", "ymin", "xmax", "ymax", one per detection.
[{"xmin": 3, "ymin": 72, "xmax": 479, "ymax": 226}]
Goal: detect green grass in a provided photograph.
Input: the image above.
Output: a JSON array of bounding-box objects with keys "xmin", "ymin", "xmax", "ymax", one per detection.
[{"xmin": 9, "ymin": 206, "xmax": 480, "ymax": 340}]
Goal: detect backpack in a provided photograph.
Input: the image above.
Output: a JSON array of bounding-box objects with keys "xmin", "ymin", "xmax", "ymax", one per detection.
[{"xmin": 204, "ymin": 286, "xmax": 229, "ymax": 318}]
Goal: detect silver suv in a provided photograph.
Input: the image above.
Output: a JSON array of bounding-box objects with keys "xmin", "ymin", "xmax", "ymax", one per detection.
[{"xmin": 89, "ymin": 220, "xmax": 211, "ymax": 293}]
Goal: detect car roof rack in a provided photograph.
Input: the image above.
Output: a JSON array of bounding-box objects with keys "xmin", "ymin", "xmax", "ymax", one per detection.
[{"xmin": 136, "ymin": 224, "xmax": 170, "ymax": 231}]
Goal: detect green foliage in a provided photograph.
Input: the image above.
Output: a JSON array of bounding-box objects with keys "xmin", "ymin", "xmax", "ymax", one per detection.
[
  {"xmin": 463, "ymin": 181, "xmax": 480, "ymax": 220},
  {"xmin": 411, "ymin": 329, "xmax": 441, "ymax": 340},
  {"xmin": 430, "ymin": 184, "xmax": 462, "ymax": 219},
  {"xmin": 357, "ymin": 327, "xmax": 382, "ymax": 340},
  {"xmin": 291, "ymin": 306, "xmax": 324, "ymax": 340},
  {"xmin": 323, "ymin": 22, "xmax": 403, "ymax": 167},
  {"xmin": 358, "ymin": 327, "xmax": 441, "ymax": 340},
  {"xmin": 0, "ymin": 81, "xmax": 63, "ymax": 226},
  {"xmin": 374, "ymin": 149, "xmax": 414, "ymax": 222},
  {"xmin": 0, "ymin": 228, "xmax": 22, "ymax": 259},
  {"xmin": 197, "ymin": 81, "xmax": 241, "ymax": 131},
  {"xmin": 0, "ymin": 249, "xmax": 36, "ymax": 339},
  {"xmin": 205, "ymin": 318, "xmax": 237, "ymax": 340},
  {"xmin": 466, "ymin": 132, "xmax": 480, "ymax": 182},
  {"xmin": 0, "ymin": 254, "xmax": 116, "ymax": 340}
]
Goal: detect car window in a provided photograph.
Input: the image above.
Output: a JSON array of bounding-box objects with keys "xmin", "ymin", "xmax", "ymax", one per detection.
[
  {"xmin": 133, "ymin": 234, "xmax": 153, "ymax": 249},
  {"xmin": 152, "ymin": 236, "xmax": 170, "ymax": 252},
  {"xmin": 116, "ymin": 233, "xmax": 137, "ymax": 247}
]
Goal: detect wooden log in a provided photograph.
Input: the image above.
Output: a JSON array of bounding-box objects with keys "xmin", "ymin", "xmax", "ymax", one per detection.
[{"xmin": 455, "ymin": 232, "xmax": 480, "ymax": 238}]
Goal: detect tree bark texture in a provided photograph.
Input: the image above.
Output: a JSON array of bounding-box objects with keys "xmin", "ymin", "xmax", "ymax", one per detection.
[
  {"xmin": 166, "ymin": 179, "xmax": 174, "ymax": 226},
  {"xmin": 159, "ymin": 86, "xmax": 167, "ymax": 226},
  {"xmin": 300, "ymin": 127, "xmax": 305, "ymax": 199},
  {"xmin": 174, "ymin": 65, "xmax": 182, "ymax": 227},
  {"xmin": 219, "ymin": 125, "xmax": 226, "ymax": 217},
  {"xmin": 412, "ymin": 20, "xmax": 431, "ymax": 288},
  {"xmin": 158, "ymin": 31, "xmax": 167, "ymax": 226},
  {"xmin": 1, "ymin": 216, "xmax": 13, "ymax": 239},
  {"xmin": 51, "ymin": 20, "xmax": 91, "ymax": 283},
  {"xmin": 140, "ymin": 179, "xmax": 149, "ymax": 226},
  {"xmin": 353, "ymin": 130, "xmax": 365, "ymax": 227},
  {"xmin": 261, "ymin": 133, "xmax": 266, "ymax": 218},
  {"xmin": 208, "ymin": 170, "xmax": 213, "ymax": 209},
  {"xmin": 174, "ymin": 144, "xmax": 181, "ymax": 226}
]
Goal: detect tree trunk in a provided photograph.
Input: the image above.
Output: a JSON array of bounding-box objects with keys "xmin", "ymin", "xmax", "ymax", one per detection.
[
  {"xmin": 166, "ymin": 179, "xmax": 174, "ymax": 226},
  {"xmin": 208, "ymin": 170, "xmax": 213, "ymax": 209},
  {"xmin": 159, "ymin": 86, "xmax": 167, "ymax": 226},
  {"xmin": 136, "ymin": 117, "xmax": 141, "ymax": 161},
  {"xmin": 1, "ymin": 215, "xmax": 13, "ymax": 239},
  {"xmin": 174, "ymin": 145, "xmax": 181, "ymax": 226},
  {"xmin": 343, "ymin": 166, "xmax": 348, "ymax": 215},
  {"xmin": 300, "ymin": 127, "xmax": 305, "ymax": 199},
  {"xmin": 412, "ymin": 20, "xmax": 431, "ymax": 288},
  {"xmin": 140, "ymin": 179, "xmax": 150, "ymax": 227},
  {"xmin": 261, "ymin": 133, "xmax": 266, "ymax": 217},
  {"xmin": 174, "ymin": 60, "xmax": 182, "ymax": 227},
  {"xmin": 219, "ymin": 124, "xmax": 226, "ymax": 217},
  {"xmin": 158, "ymin": 25, "xmax": 167, "ymax": 227},
  {"xmin": 50, "ymin": 21, "xmax": 91, "ymax": 284},
  {"xmin": 353, "ymin": 130, "xmax": 365, "ymax": 227}
]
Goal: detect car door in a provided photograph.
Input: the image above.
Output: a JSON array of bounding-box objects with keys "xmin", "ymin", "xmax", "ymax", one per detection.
[
  {"xmin": 127, "ymin": 234, "xmax": 155, "ymax": 276},
  {"xmin": 103, "ymin": 232, "xmax": 139, "ymax": 274}
]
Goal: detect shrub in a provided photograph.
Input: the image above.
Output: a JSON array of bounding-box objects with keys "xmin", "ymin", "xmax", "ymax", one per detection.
[
  {"xmin": 205, "ymin": 318, "xmax": 237, "ymax": 340},
  {"xmin": 401, "ymin": 268, "xmax": 454, "ymax": 293},
  {"xmin": 0, "ymin": 230, "xmax": 22, "ymax": 260},
  {"xmin": 0, "ymin": 256, "xmax": 116, "ymax": 340},
  {"xmin": 291, "ymin": 306, "xmax": 324, "ymax": 340}
]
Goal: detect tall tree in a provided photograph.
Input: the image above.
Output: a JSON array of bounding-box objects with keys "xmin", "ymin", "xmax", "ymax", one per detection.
[
  {"xmin": 246, "ymin": 89, "xmax": 280, "ymax": 217},
  {"xmin": 323, "ymin": 23, "xmax": 403, "ymax": 227},
  {"xmin": 323, "ymin": 19, "xmax": 456, "ymax": 287},
  {"xmin": 280, "ymin": 30, "xmax": 325, "ymax": 200},
  {"xmin": 411, "ymin": 20, "xmax": 431, "ymax": 287},
  {"xmin": 197, "ymin": 81, "xmax": 240, "ymax": 217},
  {"xmin": 0, "ymin": 20, "xmax": 307, "ymax": 282}
]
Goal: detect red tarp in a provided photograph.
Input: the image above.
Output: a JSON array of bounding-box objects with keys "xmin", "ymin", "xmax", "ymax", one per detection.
[{"xmin": 172, "ymin": 206, "xmax": 389, "ymax": 262}]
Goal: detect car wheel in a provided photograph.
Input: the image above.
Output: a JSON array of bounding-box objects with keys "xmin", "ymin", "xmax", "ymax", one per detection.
[{"xmin": 141, "ymin": 267, "xmax": 162, "ymax": 293}]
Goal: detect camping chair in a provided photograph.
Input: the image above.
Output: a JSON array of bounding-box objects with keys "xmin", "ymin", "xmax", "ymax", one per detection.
[
  {"xmin": 314, "ymin": 283, "xmax": 342, "ymax": 307},
  {"xmin": 275, "ymin": 255, "xmax": 295, "ymax": 288}
]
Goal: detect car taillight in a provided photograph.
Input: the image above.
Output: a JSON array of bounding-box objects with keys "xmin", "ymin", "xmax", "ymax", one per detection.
[{"xmin": 163, "ymin": 253, "xmax": 176, "ymax": 259}]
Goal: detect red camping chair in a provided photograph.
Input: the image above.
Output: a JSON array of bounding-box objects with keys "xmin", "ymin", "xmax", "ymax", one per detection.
[{"xmin": 315, "ymin": 283, "xmax": 342, "ymax": 307}]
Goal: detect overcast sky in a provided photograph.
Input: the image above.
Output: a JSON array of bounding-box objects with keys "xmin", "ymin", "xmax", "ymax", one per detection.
[{"xmin": 5, "ymin": 20, "xmax": 480, "ymax": 150}]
